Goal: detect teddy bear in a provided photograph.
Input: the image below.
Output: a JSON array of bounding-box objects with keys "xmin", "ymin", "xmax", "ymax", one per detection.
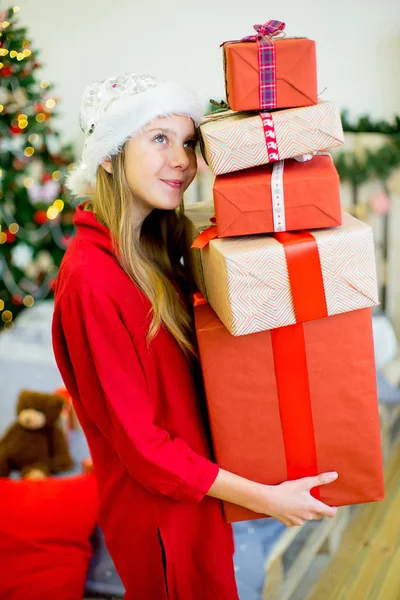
[{"xmin": 0, "ymin": 390, "xmax": 73, "ymax": 480}]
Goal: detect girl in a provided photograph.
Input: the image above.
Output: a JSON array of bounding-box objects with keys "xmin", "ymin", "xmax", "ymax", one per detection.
[{"xmin": 52, "ymin": 73, "xmax": 338, "ymax": 600}]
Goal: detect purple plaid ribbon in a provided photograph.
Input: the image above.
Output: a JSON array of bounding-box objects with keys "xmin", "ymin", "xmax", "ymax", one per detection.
[
  {"xmin": 221, "ymin": 20, "xmax": 286, "ymax": 110},
  {"xmin": 258, "ymin": 39, "xmax": 277, "ymax": 109},
  {"xmin": 240, "ymin": 20, "xmax": 286, "ymax": 43}
]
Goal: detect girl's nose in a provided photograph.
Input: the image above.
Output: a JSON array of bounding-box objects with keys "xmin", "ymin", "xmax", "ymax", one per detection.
[{"xmin": 169, "ymin": 145, "xmax": 190, "ymax": 170}]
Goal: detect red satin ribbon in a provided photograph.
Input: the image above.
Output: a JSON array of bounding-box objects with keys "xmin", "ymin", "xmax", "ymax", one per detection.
[
  {"xmin": 191, "ymin": 224, "xmax": 218, "ymax": 249},
  {"xmin": 271, "ymin": 229, "xmax": 328, "ymax": 496},
  {"xmin": 273, "ymin": 231, "xmax": 328, "ymax": 323},
  {"xmin": 192, "ymin": 291, "xmax": 207, "ymax": 307},
  {"xmin": 271, "ymin": 324, "xmax": 320, "ymax": 498}
]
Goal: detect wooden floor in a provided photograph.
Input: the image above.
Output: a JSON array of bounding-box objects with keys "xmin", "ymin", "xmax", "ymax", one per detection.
[{"xmin": 306, "ymin": 438, "xmax": 400, "ymax": 600}]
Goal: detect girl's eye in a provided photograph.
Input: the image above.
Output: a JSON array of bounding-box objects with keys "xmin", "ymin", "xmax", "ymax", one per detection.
[
  {"xmin": 184, "ymin": 139, "xmax": 197, "ymax": 149},
  {"xmin": 154, "ymin": 133, "xmax": 167, "ymax": 144}
]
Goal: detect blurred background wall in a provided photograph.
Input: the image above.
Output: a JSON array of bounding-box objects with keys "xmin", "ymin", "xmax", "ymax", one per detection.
[{"xmin": 14, "ymin": 0, "xmax": 400, "ymax": 152}]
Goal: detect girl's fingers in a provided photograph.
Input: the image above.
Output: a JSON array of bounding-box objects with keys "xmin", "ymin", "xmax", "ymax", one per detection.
[
  {"xmin": 309, "ymin": 498, "xmax": 338, "ymax": 518},
  {"xmin": 297, "ymin": 472, "xmax": 338, "ymax": 491}
]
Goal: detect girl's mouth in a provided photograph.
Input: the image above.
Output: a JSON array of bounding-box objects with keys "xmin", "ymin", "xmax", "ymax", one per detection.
[{"xmin": 160, "ymin": 179, "xmax": 184, "ymax": 189}]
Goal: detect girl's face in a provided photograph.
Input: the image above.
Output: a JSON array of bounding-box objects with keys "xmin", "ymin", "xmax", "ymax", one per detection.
[{"xmin": 123, "ymin": 115, "xmax": 198, "ymax": 218}]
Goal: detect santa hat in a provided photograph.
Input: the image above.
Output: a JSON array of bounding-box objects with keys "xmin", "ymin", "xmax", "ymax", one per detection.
[{"xmin": 66, "ymin": 73, "xmax": 204, "ymax": 198}]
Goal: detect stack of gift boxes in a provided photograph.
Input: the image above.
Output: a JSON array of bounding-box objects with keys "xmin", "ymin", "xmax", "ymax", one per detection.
[{"xmin": 184, "ymin": 20, "xmax": 385, "ymax": 522}]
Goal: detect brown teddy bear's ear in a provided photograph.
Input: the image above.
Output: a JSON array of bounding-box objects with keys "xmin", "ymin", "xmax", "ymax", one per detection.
[
  {"xmin": 44, "ymin": 394, "xmax": 66, "ymax": 425},
  {"xmin": 16, "ymin": 390, "xmax": 34, "ymax": 413},
  {"xmin": 50, "ymin": 393, "xmax": 70, "ymax": 425},
  {"xmin": 52, "ymin": 394, "xmax": 66, "ymax": 412}
]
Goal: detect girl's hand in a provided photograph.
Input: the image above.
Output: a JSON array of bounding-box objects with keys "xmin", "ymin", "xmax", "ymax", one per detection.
[
  {"xmin": 257, "ymin": 472, "xmax": 338, "ymax": 527},
  {"xmin": 207, "ymin": 467, "xmax": 338, "ymax": 527}
]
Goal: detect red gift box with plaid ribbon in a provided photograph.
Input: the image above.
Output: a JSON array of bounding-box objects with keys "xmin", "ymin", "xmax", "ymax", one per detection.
[{"xmin": 222, "ymin": 20, "xmax": 318, "ymax": 112}]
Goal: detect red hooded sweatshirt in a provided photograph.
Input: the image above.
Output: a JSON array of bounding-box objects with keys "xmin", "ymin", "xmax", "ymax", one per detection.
[{"xmin": 52, "ymin": 203, "xmax": 239, "ymax": 600}]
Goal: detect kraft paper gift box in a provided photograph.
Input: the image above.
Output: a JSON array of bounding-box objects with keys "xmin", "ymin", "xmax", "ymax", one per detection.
[
  {"xmin": 199, "ymin": 101, "xmax": 344, "ymax": 175},
  {"xmin": 213, "ymin": 154, "xmax": 342, "ymax": 237},
  {"xmin": 224, "ymin": 37, "xmax": 318, "ymax": 112},
  {"xmin": 194, "ymin": 300, "xmax": 385, "ymax": 522},
  {"xmin": 183, "ymin": 202, "xmax": 213, "ymax": 298},
  {"xmin": 185, "ymin": 203, "xmax": 379, "ymax": 336}
]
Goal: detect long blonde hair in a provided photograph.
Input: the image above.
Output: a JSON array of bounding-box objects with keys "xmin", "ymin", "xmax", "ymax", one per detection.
[{"xmin": 86, "ymin": 144, "xmax": 196, "ymax": 358}]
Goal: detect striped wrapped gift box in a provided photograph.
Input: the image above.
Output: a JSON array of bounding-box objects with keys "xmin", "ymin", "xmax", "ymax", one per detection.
[
  {"xmin": 199, "ymin": 101, "xmax": 344, "ymax": 175},
  {"xmin": 185, "ymin": 203, "xmax": 379, "ymax": 336}
]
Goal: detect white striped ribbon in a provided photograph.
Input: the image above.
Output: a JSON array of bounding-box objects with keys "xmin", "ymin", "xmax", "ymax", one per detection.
[
  {"xmin": 271, "ymin": 152, "xmax": 332, "ymax": 232},
  {"xmin": 271, "ymin": 160, "xmax": 285, "ymax": 232}
]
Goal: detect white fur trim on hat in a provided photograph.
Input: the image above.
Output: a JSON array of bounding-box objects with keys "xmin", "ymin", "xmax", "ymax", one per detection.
[{"xmin": 66, "ymin": 75, "xmax": 204, "ymax": 198}]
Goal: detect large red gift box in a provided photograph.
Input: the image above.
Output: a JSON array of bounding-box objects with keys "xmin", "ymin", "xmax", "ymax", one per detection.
[
  {"xmin": 213, "ymin": 155, "xmax": 341, "ymax": 237},
  {"xmin": 195, "ymin": 300, "xmax": 385, "ymax": 523}
]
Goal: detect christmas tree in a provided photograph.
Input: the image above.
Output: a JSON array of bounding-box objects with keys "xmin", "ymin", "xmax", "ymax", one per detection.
[{"xmin": 0, "ymin": 6, "xmax": 76, "ymax": 330}]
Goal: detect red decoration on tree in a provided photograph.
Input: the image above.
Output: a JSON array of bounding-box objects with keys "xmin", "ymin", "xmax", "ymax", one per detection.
[
  {"xmin": 34, "ymin": 102, "xmax": 46, "ymax": 113},
  {"xmin": 41, "ymin": 173, "xmax": 52, "ymax": 184},
  {"xmin": 12, "ymin": 158, "xmax": 25, "ymax": 170},
  {"xmin": 33, "ymin": 210, "xmax": 48, "ymax": 225},
  {"xmin": 1, "ymin": 66, "xmax": 13, "ymax": 77},
  {"xmin": 11, "ymin": 294, "xmax": 23, "ymax": 306},
  {"xmin": 5, "ymin": 232, "xmax": 16, "ymax": 243},
  {"xmin": 10, "ymin": 125, "xmax": 22, "ymax": 135},
  {"xmin": 52, "ymin": 155, "xmax": 66, "ymax": 167}
]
